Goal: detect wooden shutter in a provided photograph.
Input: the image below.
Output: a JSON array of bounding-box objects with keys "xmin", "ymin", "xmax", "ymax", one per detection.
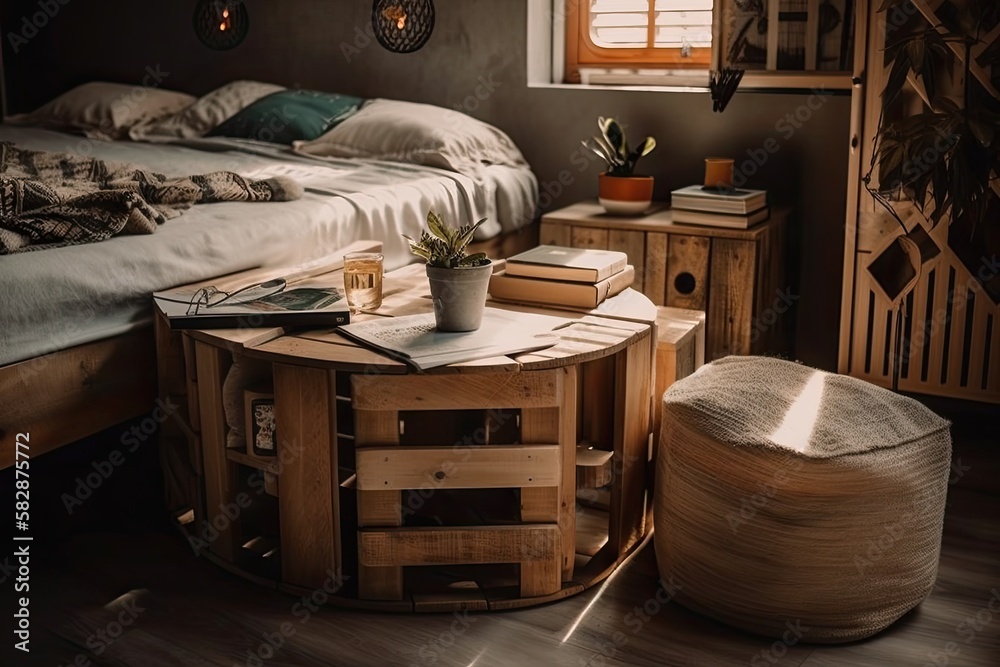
[{"xmin": 565, "ymin": 0, "xmax": 713, "ymax": 82}]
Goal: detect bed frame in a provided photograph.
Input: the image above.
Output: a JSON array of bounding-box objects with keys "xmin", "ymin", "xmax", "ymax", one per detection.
[
  {"xmin": 0, "ymin": 224, "xmax": 539, "ymax": 470},
  {"xmin": 0, "ymin": 330, "xmax": 156, "ymax": 468}
]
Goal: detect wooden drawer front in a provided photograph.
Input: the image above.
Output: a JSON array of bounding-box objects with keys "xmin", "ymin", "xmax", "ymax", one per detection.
[
  {"xmin": 570, "ymin": 226, "xmax": 609, "ymax": 250},
  {"xmin": 665, "ymin": 235, "xmax": 711, "ymax": 311},
  {"xmin": 608, "ymin": 229, "xmax": 646, "ymax": 295},
  {"xmin": 539, "ymin": 221, "xmax": 570, "ymax": 246},
  {"xmin": 644, "ymin": 232, "xmax": 668, "ymax": 305},
  {"xmin": 707, "ymin": 239, "xmax": 757, "ymax": 359}
]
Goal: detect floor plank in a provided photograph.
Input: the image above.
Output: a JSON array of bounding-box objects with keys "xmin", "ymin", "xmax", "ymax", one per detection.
[{"xmin": 7, "ymin": 420, "xmax": 999, "ymax": 667}]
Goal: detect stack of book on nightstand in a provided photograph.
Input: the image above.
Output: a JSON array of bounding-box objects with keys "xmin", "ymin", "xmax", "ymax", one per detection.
[
  {"xmin": 488, "ymin": 245, "xmax": 634, "ymax": 309},
  {"xmin": 670, "ymin": 185, "xmax": 769, "ymax": 229}
]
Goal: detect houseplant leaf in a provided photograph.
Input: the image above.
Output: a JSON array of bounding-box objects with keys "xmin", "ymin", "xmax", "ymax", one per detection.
[
  {"xmin": 594, "ymin": 132, "xmax": 619, "ymax": 162},
  {"xmin": 582, "ymin": 139, "xmax": 614, "ymax": 167},
  {"xmin": 878, "ymin": 138, "xmax": 905, "ymax": 187},
  {"xmin": 455, "ymin": 218, "xmax": 487, "ymax": 251},
  {"xmin": 906, "ymin": 38, "xmax": 926, "ymax": 75},
  {"xmin": 930, "ymin": 161, "xmax": 950, "ymax": 225},
  {"xmin": 882, "ymin": 50, "xmax": 911, "ymax": 105},
  {"xmin": 603, "ymin": 118, "xmax": 628, "ymax": 160},
  {"xmin": 968, "ymin": 115, "xmax": 995, "ymax": 148},
  {"xmin": 426, "ymin": 210, "xmax": 448, "ymax": 241}
]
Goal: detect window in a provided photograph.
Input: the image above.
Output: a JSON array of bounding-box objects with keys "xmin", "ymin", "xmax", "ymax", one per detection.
[
  {"xmin": 559, "ymin": 0, "xmax": 856, "ymax": 89},
  {"xmin": 565, "ymin": 0, "xmax": 714, "ymax": 83}
]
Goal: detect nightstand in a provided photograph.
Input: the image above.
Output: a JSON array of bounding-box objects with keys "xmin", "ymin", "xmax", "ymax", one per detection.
[{"xmin": 540, "ymin": 201, "xmax": 791, "ymax": 361}]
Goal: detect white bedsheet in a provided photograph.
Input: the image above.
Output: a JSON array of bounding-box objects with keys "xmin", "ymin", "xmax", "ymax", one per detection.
[{"xmin": 0, "ymin": 127, "xmax": 538, "ymax": 366}]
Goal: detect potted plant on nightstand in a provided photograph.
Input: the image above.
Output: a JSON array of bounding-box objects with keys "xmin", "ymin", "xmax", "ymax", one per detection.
[
  {"xmin": 404, "ymin": 211, "xmax": 492, "ymax": 331},
  {"xmin": 582, "ymin": 117, "xmax": 657, "ymax": 215}
]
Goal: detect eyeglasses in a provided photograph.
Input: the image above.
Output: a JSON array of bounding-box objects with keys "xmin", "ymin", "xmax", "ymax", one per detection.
[{"xmin": 158, "ymin": 278, "xmax": 287, "ymax": 315}]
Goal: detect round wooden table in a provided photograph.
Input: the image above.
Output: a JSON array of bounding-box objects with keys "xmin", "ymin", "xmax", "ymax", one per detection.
[{"xmin": 159, "ymin": 262, "xmax": 658, "ymax": 612}]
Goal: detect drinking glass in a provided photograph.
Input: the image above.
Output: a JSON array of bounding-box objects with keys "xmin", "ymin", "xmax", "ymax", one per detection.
[{"xmin": 343, "ymin": 252, "xmax": 384, "ymax": 313}]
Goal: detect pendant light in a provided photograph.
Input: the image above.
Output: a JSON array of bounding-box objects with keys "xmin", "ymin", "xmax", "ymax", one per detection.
[
  {"xmin": 194, "ymin": 0, "xmax": 250, "ymax": 50},
  {"xmin": 371, "ymin": 0, "xmax": 435, "ymax": 54}
]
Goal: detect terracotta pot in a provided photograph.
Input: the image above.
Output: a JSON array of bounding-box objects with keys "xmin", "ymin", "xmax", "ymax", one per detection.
[
  {"xmin": 426, "ymin": 262, "xmax": 493, "ymax": 332},
  {"xmin": 599, "ymin": 173, "xmax": 654, "ymax": 215}
]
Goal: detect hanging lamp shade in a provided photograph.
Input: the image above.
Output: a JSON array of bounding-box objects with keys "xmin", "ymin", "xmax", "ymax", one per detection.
[
  {"xmin": 194, "ymin": 0, "xmax": 250, "ymax": 50},
  {"xmin": 371, "ymin": 0, "xmax": 435, "ymax": 54}
]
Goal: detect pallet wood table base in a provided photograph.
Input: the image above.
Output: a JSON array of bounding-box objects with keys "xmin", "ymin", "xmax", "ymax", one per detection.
[{"xmin": 158, "ymin": 263, "xmax": 703, "ymax": 612}]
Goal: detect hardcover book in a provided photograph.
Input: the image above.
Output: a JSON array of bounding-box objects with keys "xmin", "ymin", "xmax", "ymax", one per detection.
[
  {"xmin": 151, "ymin": 240, "xmax": 382, "ymax": 330},
  {"xmin": 488, "ymin": 265, "xmax": 635, "ymax": 309},
  {"xmin": 505, "ymin": 245, "xmax": 628, "ymax": 283},
  {"xmin": 153, "ymin": 285, "xmax": 350, "ymax": 330},
  {"xmin": 672, "ymin": 206, "xmax": 770, "ymax": 230},
  {"xmin": 671, "ymin": 185, "xmax": 767, "ymax": 214}
]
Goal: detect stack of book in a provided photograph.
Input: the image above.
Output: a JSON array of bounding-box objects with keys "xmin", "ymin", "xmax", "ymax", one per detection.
[
  {"xmin": 670, "ymin": 185, "xmax": 769, "ymax": 229},
  {"xmin": 488, "ymin": 245, "xmax": 634, "ymax": 309}
]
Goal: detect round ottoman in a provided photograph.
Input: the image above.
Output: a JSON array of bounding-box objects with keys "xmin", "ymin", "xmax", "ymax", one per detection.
[{"xmin": 654, "ymin": 356, "xmax": 952, "ymax": 643}]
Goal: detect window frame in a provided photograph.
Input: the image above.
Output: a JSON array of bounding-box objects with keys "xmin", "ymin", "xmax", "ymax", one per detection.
[
  {"xmin": 557, "ymin": 0, "xmax": 856, "ymax": 91},
  {"xmin": 564, "ymin": 0, "xmax": 714, "ymax": 84}
]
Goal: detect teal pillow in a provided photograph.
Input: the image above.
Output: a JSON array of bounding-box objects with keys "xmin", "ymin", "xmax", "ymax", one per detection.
[{"xmin": 208, "ymin": 90, "xmax": 363, "ymax": 144}]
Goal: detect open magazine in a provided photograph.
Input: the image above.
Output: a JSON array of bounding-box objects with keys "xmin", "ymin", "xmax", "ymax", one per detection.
[{"xmin": 338, "ymin": 308, "xmax": 562, "ymax": 370}]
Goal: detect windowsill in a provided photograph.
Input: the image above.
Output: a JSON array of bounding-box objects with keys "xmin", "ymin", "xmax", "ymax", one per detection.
[
  {"xmin": 528, "ymin": 70, "xmax": 854, "ymax": 94},
  {"xmin": 527, "ymin": 80, "xmax": 710, "ymax": 94}
]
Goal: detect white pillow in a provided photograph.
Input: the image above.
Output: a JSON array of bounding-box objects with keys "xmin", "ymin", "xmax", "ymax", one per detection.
[
  {"xmin": 293, "ymin": 99, "xmax": 527, "ymax": 172},
  {"xmin": 130, "ymin": 80, "xmax": 285, "ymax": 141},
  {"xmin": 5, "ymin": 82, "xmax": 195, "ymax": 140}
]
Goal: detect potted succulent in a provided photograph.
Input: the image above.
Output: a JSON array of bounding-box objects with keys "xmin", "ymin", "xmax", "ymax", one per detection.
[
  {"xmin": 582, "ymin": 117, "xmax": 657, "ymax": 215},
  {"xmin": 404, "ymin": 211, "xmax": 492, "ymax": 331}
]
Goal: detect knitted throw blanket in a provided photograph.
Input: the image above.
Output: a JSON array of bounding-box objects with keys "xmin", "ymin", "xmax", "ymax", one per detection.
[{"xmin": 0, "ymin": 142, "xmax": 303, "ymax": 253}]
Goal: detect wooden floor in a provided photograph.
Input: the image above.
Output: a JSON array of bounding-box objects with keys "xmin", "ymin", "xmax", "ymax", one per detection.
[{"xmin": 5, "ymin": 409, "xmax": 999, "ymax": 667}]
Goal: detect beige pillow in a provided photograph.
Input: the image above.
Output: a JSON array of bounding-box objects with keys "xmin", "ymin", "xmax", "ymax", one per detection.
[
  {"xmin": 130, "ymin": 80, "xmax": 285, "ymax": 141},
  {"xmin": 293, "ymin": 98, "xmax": 527, "ymax": 172},
  {"xmin": 5, "ymin": 81, "xmax": 195, "ymax": 140}
]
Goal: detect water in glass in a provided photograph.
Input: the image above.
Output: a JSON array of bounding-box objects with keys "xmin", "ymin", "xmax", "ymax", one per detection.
[{"xmin": 344, "ymin": 253, "xmax": 384, "ymax": 313}]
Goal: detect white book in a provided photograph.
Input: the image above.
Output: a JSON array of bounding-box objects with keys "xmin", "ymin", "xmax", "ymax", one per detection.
[
  {"xmin": 670, "ymin": 185, "xmax": 767, "ymax": 214},
  {"xmin": 505, "ymin": 245, "xmax": 628, "ymax": 283}
]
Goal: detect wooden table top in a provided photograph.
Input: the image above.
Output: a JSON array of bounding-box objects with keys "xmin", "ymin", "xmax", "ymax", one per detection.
[{"xmin": 185, "ymin": 262, "xmax": 657, "ymax": 374}]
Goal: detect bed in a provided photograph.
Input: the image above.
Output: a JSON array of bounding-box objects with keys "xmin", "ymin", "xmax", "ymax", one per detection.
[{"xmin": 0, "ymin": 86, "xmax": 539, "ymax": 468}]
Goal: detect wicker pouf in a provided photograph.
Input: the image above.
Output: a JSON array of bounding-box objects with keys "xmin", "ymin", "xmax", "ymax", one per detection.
[{"xmin": 655, "ymin": 356, "xmax": 952, "ymax": 643}]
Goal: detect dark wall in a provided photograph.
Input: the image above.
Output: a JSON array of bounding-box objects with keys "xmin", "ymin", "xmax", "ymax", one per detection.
[{"xmin": 1, "ymin": 0, "xmax": 851, "ymax": 370}]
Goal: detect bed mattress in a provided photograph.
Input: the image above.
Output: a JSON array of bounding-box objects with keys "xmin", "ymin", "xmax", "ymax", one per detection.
[{"xmin": 0, "ymin": 126, "xmax": 538, "ymax": 366}]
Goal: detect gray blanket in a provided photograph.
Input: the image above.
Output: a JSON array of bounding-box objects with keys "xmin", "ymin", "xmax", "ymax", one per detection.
[{"xmin": 0, "ymin": 142, "xmax": 301, "ymax": 253}]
